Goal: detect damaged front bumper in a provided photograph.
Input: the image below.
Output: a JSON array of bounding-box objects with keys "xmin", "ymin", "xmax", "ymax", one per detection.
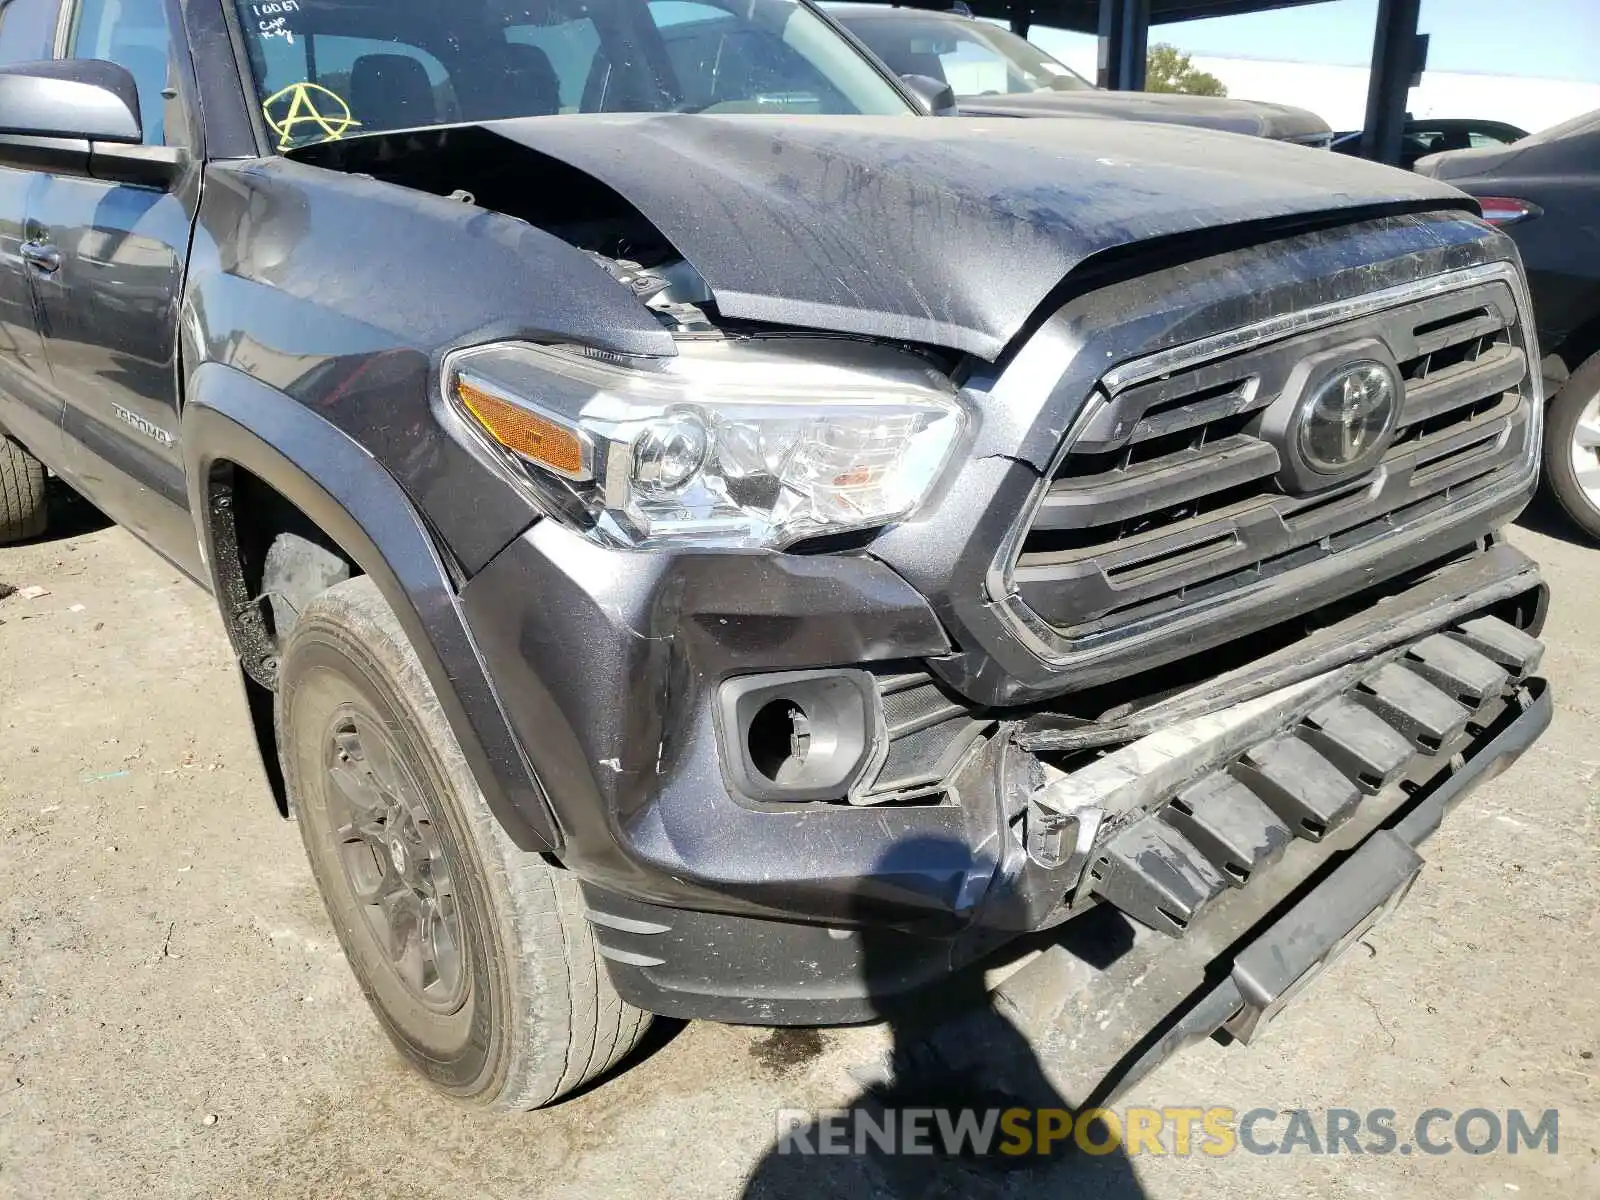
[
  {"xmin": 586, "ymin": 606, "xmax": 1546, "ymax": 1030},
  {"xmin": 992, "ymin": 670, "xmax": 1550, "ymax": 1107},
  {"xmin": 1016, "ymin": 611, "xmax": 1544, "ymax": 939},
  {"xmin": 461, "ymin": 519, "xmax": 1549, "ymax": 1030}
]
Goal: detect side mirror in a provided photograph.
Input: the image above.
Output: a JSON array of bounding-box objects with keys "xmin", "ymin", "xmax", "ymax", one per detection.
[
  {"xmin": 0, "ymin": 59, "xmax": 142, "ymax": 144},
  {"xmin": 900, "ymin": 73, "xmax": 958, "ymax": 117}
]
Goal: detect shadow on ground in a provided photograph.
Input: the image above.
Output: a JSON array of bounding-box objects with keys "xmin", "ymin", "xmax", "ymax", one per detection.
[
  {"xmin": 739, "ymin": 836, "xmax": 1147, "ymax": 1200},
  {"xmin": 1515, "ymin": 490, "xmax": 1598, "ymax": 551},
  {"xmin": 40, "ymin": 476, "xmax": 112, "ymax": 542}
]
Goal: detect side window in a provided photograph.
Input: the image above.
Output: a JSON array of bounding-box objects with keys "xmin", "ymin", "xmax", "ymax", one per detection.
[
  {"xmin": 932, "ymin": 35, "xmax": 1027, "ymax": 96},
  {"xmin": 647, "ymin": 0, "xmax": 844, "ymax": 113},
  {"xmin": 0, "ymin": 0, "xmax": 59, "ymax": 65},
  {"xmin": 70, "ymin": 0, "xmax": 172, "ymax": 145},
  {"xmin": 506, "ymin": 21, "xmax": 599, "ymax": 114}
]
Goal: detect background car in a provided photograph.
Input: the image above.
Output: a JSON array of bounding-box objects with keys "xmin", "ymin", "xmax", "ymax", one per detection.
[
  {"xmin": 828, "ymin": 5, "xmax": 1331, "ymax": 143},
  {"xmin": 1415, "ymin": 109, "xmax": 1600, "ymax": 538},
  {"xmin": 1332, "ymin": 117, "xmax": 1528, "ymax": 168}
]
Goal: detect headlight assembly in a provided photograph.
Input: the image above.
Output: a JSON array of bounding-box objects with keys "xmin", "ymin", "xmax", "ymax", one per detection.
[{"xmin": 445, "ymin": 337, "xmax": 967, "ymax": 550}]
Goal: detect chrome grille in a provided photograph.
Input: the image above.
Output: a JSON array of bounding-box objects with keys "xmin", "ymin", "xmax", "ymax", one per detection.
[{"xmin": 1005, "ymin": 266, "xmax": 1537, "ymax": 643}]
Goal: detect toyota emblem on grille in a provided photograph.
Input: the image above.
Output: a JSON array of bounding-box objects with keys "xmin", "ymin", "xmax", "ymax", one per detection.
[{"xmin": 1293, "ymin": 359, "xmax": 1399, "ymax": 476}]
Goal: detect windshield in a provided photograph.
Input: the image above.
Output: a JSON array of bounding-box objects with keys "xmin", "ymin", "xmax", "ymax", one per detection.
[
  {"xmin": 232, "ymin": 0, "xmax": 914, "ymax": 150},
  {"xmin": 835, "ymin": 13, "xmax": 1092, "ymax": 98}
]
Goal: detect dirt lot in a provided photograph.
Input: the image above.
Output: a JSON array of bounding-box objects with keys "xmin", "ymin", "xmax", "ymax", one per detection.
[{"xmin": 1, "ymin": 489, "xmax": 1597, "ymax": 1200}]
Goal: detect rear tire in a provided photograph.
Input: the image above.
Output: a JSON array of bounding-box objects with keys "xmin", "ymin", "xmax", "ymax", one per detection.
[
  {"xmin": 276, "ymin": 576, "xmax": 648, "ymax": 1108},
  {"xmin": 0, "ymin": 437, "xmax": 46, "ymax": 543},
  {"xmin": 1543, "ymin": 350, "xmax": 1600, "ymax": 542}
]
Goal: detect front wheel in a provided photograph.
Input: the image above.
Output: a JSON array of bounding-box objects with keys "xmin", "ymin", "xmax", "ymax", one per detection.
[
  {"xmin": 1543, "ymin": 351, "xmax": 1600, "ymax": 542},
  {"xmin": 276, "ymin": 576, "xmax": 648, "ymax": 1108}
]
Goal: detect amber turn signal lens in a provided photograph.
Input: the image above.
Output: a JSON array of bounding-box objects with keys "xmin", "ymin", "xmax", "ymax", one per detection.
[{"xmin": 456, "ymin": 376, "xmax": 587, "ymax": 477}]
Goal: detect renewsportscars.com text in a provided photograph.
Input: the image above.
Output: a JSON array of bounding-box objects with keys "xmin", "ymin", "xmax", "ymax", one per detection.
[{"xmin": 775, "ymin": 1106, "xmax": 1559, "ymax": 1158}]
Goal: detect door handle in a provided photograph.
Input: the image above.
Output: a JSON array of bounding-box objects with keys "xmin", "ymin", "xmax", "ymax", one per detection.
[{"xmin": 20, "ymin": 242, "xmax": 60, "ymax": 273}]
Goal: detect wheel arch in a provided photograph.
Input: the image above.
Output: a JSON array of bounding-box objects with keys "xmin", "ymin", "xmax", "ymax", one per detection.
[{"xmin": 182, "ymin": 360, "xmax": 560, "ymax": 853}]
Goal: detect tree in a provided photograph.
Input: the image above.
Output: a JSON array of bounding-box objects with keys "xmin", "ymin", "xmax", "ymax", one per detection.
[{"xmin": 1145, "ymin": 44, "xmax": 1228, "ymax": 97}]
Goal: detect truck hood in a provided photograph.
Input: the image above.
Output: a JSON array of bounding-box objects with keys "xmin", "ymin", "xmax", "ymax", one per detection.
[
  {"xmin": 954, "ymin": 89, "xmax": 1329, "ymax": 141},
  {"xmin": 476, "ymin": 114, "xmax": 1465, "ymax": 360}
]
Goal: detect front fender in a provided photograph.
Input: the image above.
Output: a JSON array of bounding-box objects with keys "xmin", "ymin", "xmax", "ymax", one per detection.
[
  {"xmin": 184, "ymin": 157, "xmax": 675, "ymax": 575},
  {"xmin": 182, "ymin": 360, "xmax": 560, "ymax": 853}
]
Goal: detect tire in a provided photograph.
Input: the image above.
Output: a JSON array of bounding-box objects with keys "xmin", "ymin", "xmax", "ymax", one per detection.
[
  {"xmin": 1543, "ymin": 351, "xmax": 1600, "ymax": 542},
  {"xmin": 276, "ymin": 576, "xmax": 648, "ymax": 1108},
  {"xmin": 0, "ymin": 436, "xmax": 46, "ymax": 543}
]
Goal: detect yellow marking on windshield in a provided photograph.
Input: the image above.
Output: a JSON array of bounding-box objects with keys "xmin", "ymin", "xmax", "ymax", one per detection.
[{"xmin": 263, "ymin": 82, "xmax": 361, "ymax": 150}]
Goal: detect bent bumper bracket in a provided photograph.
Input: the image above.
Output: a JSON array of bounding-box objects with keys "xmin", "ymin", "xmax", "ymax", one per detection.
[{"xmin": 989, "ymin": 674, "xmax": 1550, "ymax": 1108}]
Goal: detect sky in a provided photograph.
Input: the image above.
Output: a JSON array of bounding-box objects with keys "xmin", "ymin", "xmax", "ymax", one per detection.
[{"xmin": 1030, "ymin": 0, "xmax": 1600, "ymax": 84}]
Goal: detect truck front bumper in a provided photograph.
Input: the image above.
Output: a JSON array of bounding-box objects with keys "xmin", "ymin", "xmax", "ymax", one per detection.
[
  {"xmin": 460, "ymin": 526, "xmax": 1548, "ymax": 1030},
  {"xmin": 981, "ymin": 673, "xmax": 1551, "ymax": 1107},
  {"xmin": 583, "ymin": 619, "xmax": 1548, "ymax": 1034}
]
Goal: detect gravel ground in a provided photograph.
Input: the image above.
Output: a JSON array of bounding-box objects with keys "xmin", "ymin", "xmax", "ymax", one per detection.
[{"xmin": 1, "ymin": 489, "xmax": 1596, "ymax": 1200}]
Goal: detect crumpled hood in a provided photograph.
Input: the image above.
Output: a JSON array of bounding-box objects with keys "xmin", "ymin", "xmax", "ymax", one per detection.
[
  {"xmin": 486, "ymin": 114, "xmax": 1469, "ymax": 360},
  {"xmin": 955, "ymin": 89, "xmax": 1329, "ymax": 141}
]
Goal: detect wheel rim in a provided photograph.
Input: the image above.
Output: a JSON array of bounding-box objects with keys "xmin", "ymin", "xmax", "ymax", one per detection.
[
  {"xmin": 1569, "ymin": 391, "xmax": 1600, "ymax": 511},
  {"xmin": 324, "ymin": 711, "xmax": 469, "ymax": 1015}
]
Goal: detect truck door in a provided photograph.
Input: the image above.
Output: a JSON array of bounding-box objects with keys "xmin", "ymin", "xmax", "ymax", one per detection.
[
  {"xmin": 29, "ymin": 0, "xmax": 202, "ymax": 578},
  {"xmin": 0, "ymin": 0, "xmax": 65, "ymax": 467}
]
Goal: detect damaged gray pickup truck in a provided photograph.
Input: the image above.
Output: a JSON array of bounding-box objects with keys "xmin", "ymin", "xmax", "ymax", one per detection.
[{"xmin": 0, "ymin": 0, "xmax": 1551, "ymax": 1109}]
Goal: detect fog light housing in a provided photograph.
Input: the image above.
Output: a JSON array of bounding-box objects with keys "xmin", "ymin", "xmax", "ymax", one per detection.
[{"xmin": 718, "ymin": 671, "xmax": 881, "ymax": 802}]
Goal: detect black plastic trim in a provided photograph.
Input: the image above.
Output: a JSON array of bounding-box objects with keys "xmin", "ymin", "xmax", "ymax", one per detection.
[
  {"xmin": 716, "ymin": 670, "xmax": 881, "ymax": 804},
  {"xmin": 181, "ymin": 362, "xmax": 560, "ymax": 853}
]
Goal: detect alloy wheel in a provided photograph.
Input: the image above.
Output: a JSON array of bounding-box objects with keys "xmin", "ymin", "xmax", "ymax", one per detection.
[
  {"xmin": 1568, "ymin": 391, "xmax": 1600, "ymax": 514},
  {"xmin": 324, "ymin": 711, "xmax": 469, "ymax": 1015}
]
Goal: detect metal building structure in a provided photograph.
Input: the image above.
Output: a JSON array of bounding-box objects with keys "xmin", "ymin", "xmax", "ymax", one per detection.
[{"xmin": 904, "ymin": 0, "xmax": 1431, "ymax": 165}]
